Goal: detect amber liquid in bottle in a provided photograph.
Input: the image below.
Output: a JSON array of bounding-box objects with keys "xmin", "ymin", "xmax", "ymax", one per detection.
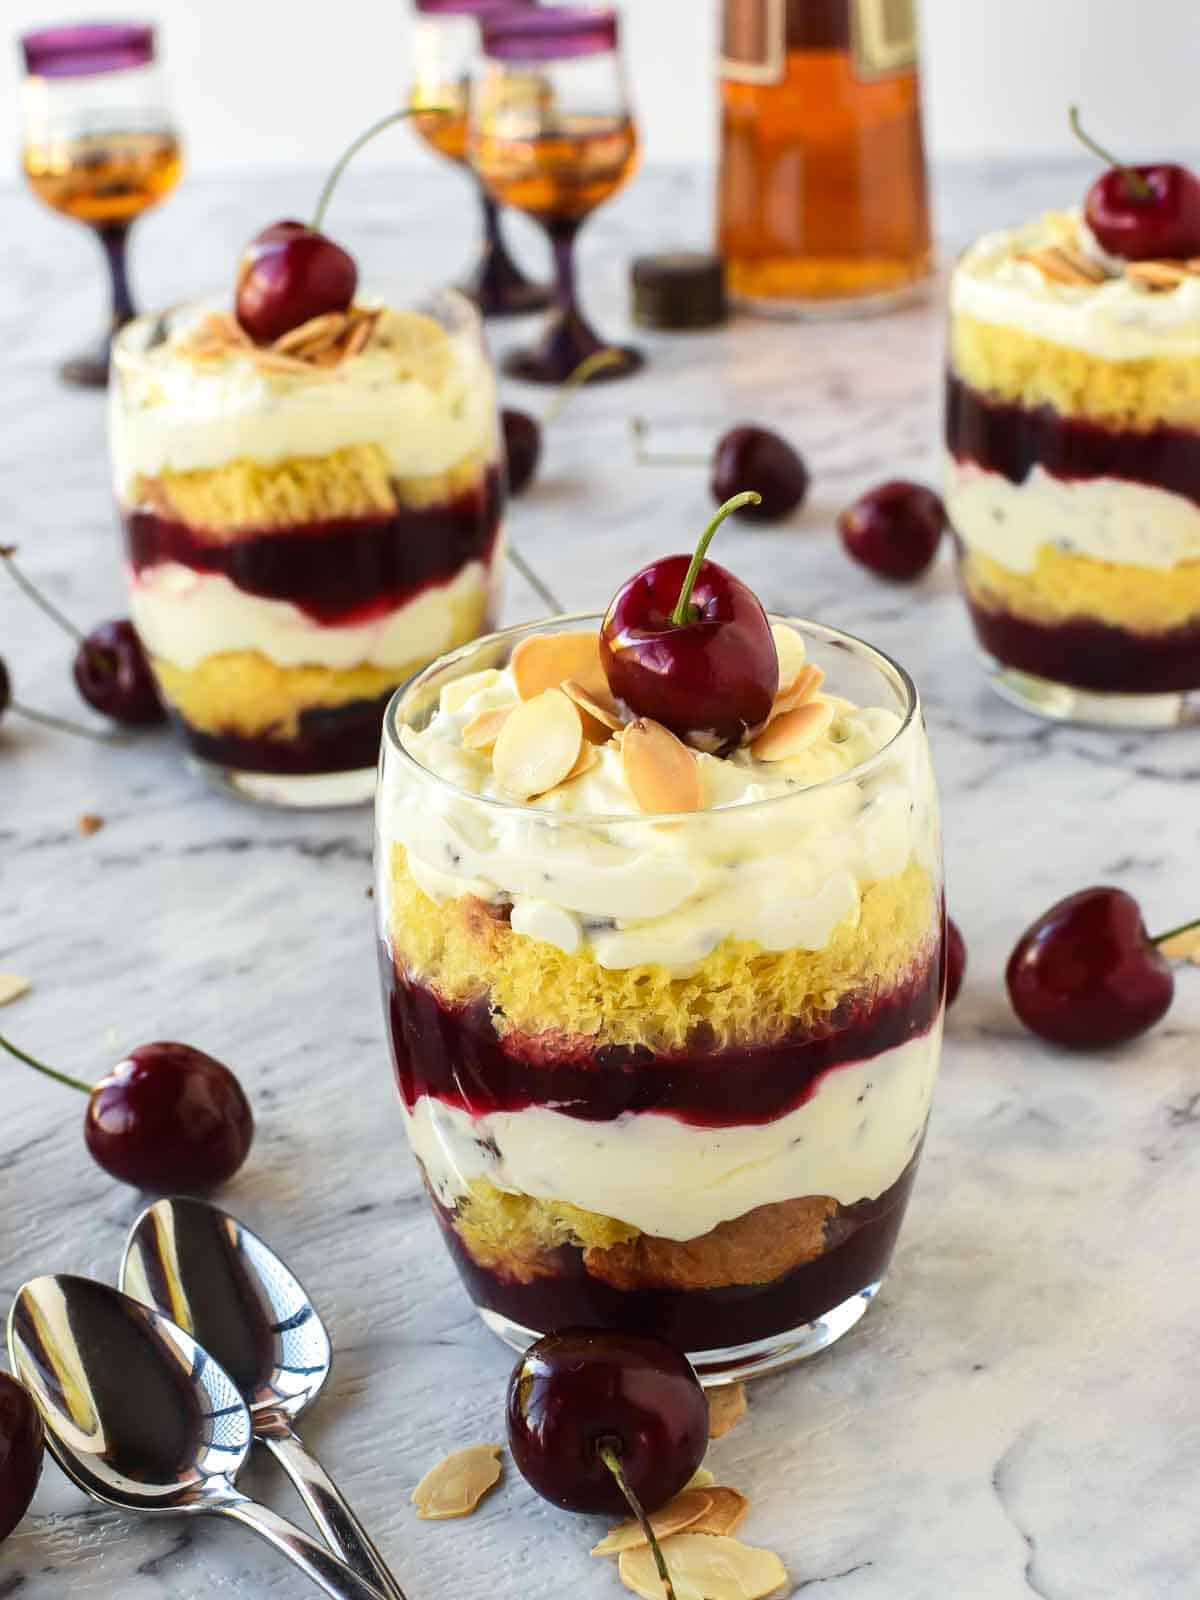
[
  {"xmin": 24, "ymin": 129, "xmax": 182, "ymax": 225},
  {"xmin": 472, "ymin": 115, "xmax": 638, "ymax": 226},
  {"xmin": 718, "ymin": 0, "xmax": 932, "ymax": 313}
]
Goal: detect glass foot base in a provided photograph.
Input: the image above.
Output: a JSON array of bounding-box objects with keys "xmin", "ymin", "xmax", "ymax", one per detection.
[
  {"xmin": 461, "ymin": 251, "xmax": 552, "ymax": 320},
  {"xmin": 981, "ymin": 654, "xmax": 1200, "ymax": 730},
  {"xmin": 186, "ymin": 756, "xmax": 376, "ymax": 809},
  {"xmin": 477, "ymin": 1282, "xmax": 880, "ymax": 1386},
  {"xmin": 503, "ymin": 340, "xmax": 643, "ymax": 386},
  {"xmin": 731, "ymin": 275, "xmax": 932, "ymax": 323},
  {"xmin": 60, "ymin": 346, "xmax": 111, "ymax": 388}
]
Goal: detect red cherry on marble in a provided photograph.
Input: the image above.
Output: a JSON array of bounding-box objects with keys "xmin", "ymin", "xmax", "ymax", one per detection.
[
  {"xmin": 0, "ymin": 657, "xmax": 10, "ymax": 724},
  {"xmin": 508, "ymin": 1327, "xmax": 708, "ymax": 1514},
  {"xmin": 601, "ymin": 493, "xmax": 779, "ymax": 753},
  {"xmin": 73, "ymin": 620, "xmax": 165, "ymax": 726},
  {"xmin": 946, "ymin": 918, "xmax": 966, "ymax": 1008},
  {"xmin": 0, "ymin": 1034, "xmax": 254, "ymax": 1192},
  {"xmin": 235, "ymin": 220, "xmax": 357, "ymax": 345},
  {"xmin": 502, "ymin": 409, "xmax": 541, "ymax": 497},
  {"xmin": 711, "ymin": 426, "xmax": 810, "ymax": 523},
  {"xmin": 0, "ymin": 1372, "xmax": 43, "ymax": 1545},
  {"xmin": 838, "ymin": 481, "xmax": 946, "ymax": 581},
  {"xmin": 1070, "ymin": 107, "xmax": 1200, "ymax": 261},
  {"xmin": 1006, "ymin": 887, "xmax": 1176, "ymax": 1049}
]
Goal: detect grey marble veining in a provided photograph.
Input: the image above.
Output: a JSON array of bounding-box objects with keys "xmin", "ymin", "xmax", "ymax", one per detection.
[{"xmin": 1, "ymin": 160, "xmax": 1198, "ymax": 1600}]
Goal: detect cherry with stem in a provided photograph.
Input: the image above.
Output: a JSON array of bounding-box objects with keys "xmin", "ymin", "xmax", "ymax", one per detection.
[
  {"xmin": 1068, "ymin": 105, "xmax": 1200, "ymax": 261},
  {"xmin": 1068, "ymin": 107, "xmax": 1150, "ymax": 200},
  {"xmin": 595, "ymin": 1441, "xmax": 677, "ymax": 1600},
  {"xmin": 631, "ymin": 418, "xmax": 810, "ymax": 523}
]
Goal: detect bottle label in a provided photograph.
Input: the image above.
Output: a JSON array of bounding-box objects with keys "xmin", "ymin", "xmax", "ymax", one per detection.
[
  {"xmin": 719, "ymin": 0, "xmax": 786, "ymax": 85},
  {"xmin": 850, "ymin": 0, "xmax": 917, "ymax": 78}
]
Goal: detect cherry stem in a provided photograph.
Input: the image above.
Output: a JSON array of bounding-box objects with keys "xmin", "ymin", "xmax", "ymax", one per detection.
[
  {"xmin": 542, "ymin": 349, "xmax": 626, "ymax": 426},
  {"xmin": 12, "ymin": 702, "xmax": 126, "ymax": 745},
  {"xmin": 1068, "ymin": 106, "xmax": 1151, "ymax": 201},
  {"xmin": 0, "ymin": 1033, "xmax": 92, "ymax": 1097},
  {"xmin": 596, "ymin": 1440, "xmax": 677, "ymax": 1600},
  {"xmin": 312, "ymin": 108, "xmax": 433, "ymax": 233},
  {"xmin": 630, "ymin": 417, "xmax": 708, "ymax": 469},
  {"xmin": 0, "ymin": 546, "xmax": 87, "ymax": 647},
  {"xmin": 670, "ymin": 491, "xmax": 762, "ymax": 626},
  {"xmin": 1153, "ymin": 914, "xmax": 1200, "ymax": 949},
  {"xmin": 506, "ymin": 545, "xmax": 563, "ymax": 615}
]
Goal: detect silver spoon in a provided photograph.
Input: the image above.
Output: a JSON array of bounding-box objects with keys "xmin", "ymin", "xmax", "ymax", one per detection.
[
  {"xmin": 121, "ymin": 1197, "xmax": 405, "ymax": 1600},
  {"xmin": 7, "ymin": 1275, "xmax": 384, "ymax": 1600}
]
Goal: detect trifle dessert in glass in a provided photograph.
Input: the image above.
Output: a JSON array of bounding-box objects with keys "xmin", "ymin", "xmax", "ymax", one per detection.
[
  {"xmin": 110, "ymin": 289, "xmax": 505, "ymax": 806},
  {"xmin": 946, "ymin": 201, "xmax": 1200, "ymax": 727},
  {"xmin": 377, "ymin": 510, "xmax": 944, "ymax": 1380}
]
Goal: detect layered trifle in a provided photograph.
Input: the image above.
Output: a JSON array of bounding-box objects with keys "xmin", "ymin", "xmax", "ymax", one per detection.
[
  {"xmin": 377, "ymin": 599, "xmax": 944, "ymax": 1379},
  {"xmin": 110, "ymin": 288, "xmax": 505, "ymax": 802},
  {"xmin": 946, "ymin": 212, "xmax": 1200, "ymax": 725}
]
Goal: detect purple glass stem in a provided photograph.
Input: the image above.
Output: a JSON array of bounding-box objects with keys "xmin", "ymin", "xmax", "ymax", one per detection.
[{"xmin": 100, "ymin": 222, "xmax": 136, "ymax": 327}]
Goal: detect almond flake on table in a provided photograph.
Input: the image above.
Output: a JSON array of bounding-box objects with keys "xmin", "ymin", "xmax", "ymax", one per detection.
[
  {"xmin": 591, "ymin": 1488, "xmax": 713, "ymax": 1556},
  {"xmin": 688, "ymin": 1486, "xmax": 750, "ymax": 1538},
  {"xmin": 619, "ymin": 1533, "xmax": 789, "ymax": 1600},
  {"xmin": 0, "ymin": 975, "xmax": 32, "ymax": 1007},
  {"xmin": 411, "ymin": 1443, "xmax": 503, "ymax": 1520},
  {"xmin": 684, "ymin": 1466, "xmax": 716, "ymax": 1491},
  {"xmin": 707, "ymin": 1383, "xmax": 748, "ymax": 1441},
  {"xmin": 78, "ymin": 813, "xmax": 104, "ymax": 836}
]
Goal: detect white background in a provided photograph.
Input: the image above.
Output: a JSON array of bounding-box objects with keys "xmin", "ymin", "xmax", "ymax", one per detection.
[{"xmin": 5, "ymin": 0, "xmax": 1200, "ymax": 176}]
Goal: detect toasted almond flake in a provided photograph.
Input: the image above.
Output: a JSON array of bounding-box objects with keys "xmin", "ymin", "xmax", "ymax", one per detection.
[
  {"xmin": 511, "ymin": 631, "xmax": 603, "ymax": 701},
  {"xmin": 1125, "ymin": 259, "xmax": 1190, "ymax": 290},
  {"xmin": 1187, "ymin": 258, "xmax": 1200, "ymax": 274},
  {"xmin": 684, "ymin": 1467, "xmax": 716, "ymax": 1491},
  {"xmin": 0, "ymin": 975, "xmax": 32, "ymax": 1007},
  {"xmin": 411, "ymin": 1443, "xmax": 503, "ymax": 1520},
  {"xmin": 619, "ymin": 1534, "xmax": 788, "ymax": 1600},
  {"xmin": 441, "ymin": 668, "xmax": 504, "ymax": 713},
  {"xmin": 591, "ymin": 1490, "xmax": 712, "ymax": 1557},
  {"xmin": 343, "ymin": 311, "xmax": 379, "ymax": 357},
  {"xmin": 272, "ymin": 311, "xmax": 346, "ymax": 353},
  {"xmin": 564, "ymin": 739, "xmax": 599, "ymax": 782},
  {"xmin": 461, "ymin": 706, "xmax": 514, "ymax": 752},
  {"xmin": 751, "ymin": 699, "xmax": 835, "ymax": 761},
  {"xmin": 771, "ymin": 663, "xmax": 825, "ymax": 720},
  {"xmin": 707, "ymin": 1383, "xmax": 747, "ymax": 1441},
  {"xmin": 1160, "ymin": 926, "xmax": 1200, "ymax": 964},
  {"xmin": 770, "ymin": 623, "xmax": 807, "ymax": 686},
  {"xmin": 562, "ymin": 677, "xmax": 623, "ymax": 740},
  {"xmin": 689, "ymin": 1487, "xmax": 751, "ymax": 1538},
  {"xmin": 492, "ymin": 689, "xmax": 582, "ymax": 799},
  {"xmin": 622, "ymin": 719, "xmax": 703, "ymax": 814},
  {"xmin": 78, "ymin": 813, "xmax": 104, "ymax": 836},
  {"xmin": 1018, "ymin": 245, "xmax": 1105, "ymax": 285}
]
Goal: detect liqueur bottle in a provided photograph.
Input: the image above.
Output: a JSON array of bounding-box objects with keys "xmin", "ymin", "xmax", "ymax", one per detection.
[{"xmin": 717, "ymin": 0, "xmax": 933, "ymax": 316}]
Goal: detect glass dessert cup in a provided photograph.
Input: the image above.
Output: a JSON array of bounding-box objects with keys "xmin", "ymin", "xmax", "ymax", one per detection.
[
  {"xmin": 110, "ymin": 287, "xmax": 506, "ymax": 807},
  {"xmin": 376, "ymin": 614, "xmax": 945, "ymax": 1383},
  {"xmin": 945, "ymin": 220, "xmax": 1200, "ymax": 730}
]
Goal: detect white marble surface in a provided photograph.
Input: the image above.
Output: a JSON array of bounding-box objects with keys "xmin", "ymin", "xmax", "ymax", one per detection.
[{"xmin": 1, "ymin": 159, "xmax": 1198, "ymax": 1600}]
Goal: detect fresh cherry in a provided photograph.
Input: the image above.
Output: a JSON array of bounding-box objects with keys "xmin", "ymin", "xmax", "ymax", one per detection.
[
  {"xmin": 1070, "ymin": 107, "xmax": 1200, "ymax": 261},
  {"xmin": 0, "ymin": 1372, "xmax": 43, "ymax": 1545},
  {"xmin": 0, "ymin": 1034, "xmax": 254, "ymax": 1192},
  {"xmin": 633, "ymin": 419, "xmax": 809, "ymax": 523},
  {"xmin": 0, "ymin": 657, "xmax": 10, "ymax": 723},
  {"xmin": 601, "ymin": 492, "xmax": 779, "ymax": 754},
  {"xmin": 503, "ymin": 409, "xmax": 541, "ymax": 497},
  {"xmin": 508, "ymin": 1329, "xmax": 709, "ymax": 1600},
  {"xmin": 838, "ymin": 481, "xmax": 946, "ymax": 581},
  {"xmin": 946, "ymin": 917, "xmax": 966, "ymax": 1008},
  {"xmin": 1006, "ymin": 887, "xmax": 1184, "ymax": 1049}
]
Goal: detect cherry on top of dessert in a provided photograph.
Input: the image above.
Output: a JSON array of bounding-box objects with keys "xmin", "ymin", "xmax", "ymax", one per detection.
[
  {"xmin": 1069, "ymin": 106, "xmax": 1200, "ymax": 261},
  {"xmin": 234, "ymin": 108, "xmax": 429, "ymax": 345},
  {"xmin": 600, "ymin": 492, "xmax": 779, "ymax": 755},
  {"xmin": 1006, "ymin": 886, "xmax": 1181, "ymax": 1050}
]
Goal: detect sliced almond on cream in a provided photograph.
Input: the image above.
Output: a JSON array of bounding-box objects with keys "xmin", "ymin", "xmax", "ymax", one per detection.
[
  {"xmin": 411, "ymin": 1443, "xmax": 502, "ymax": 1520},
  {"xmin": 492, "ymin": 688, "xmax": 583, "ymax": 799},
  {"xmin": 0, "ymin": 975, "xmax": 32, "ymax": 1007},
  {"xmin": 1017, "ymin": 245, "xmax": 1106, "ymax": 285},
  {"xmin": 707, "ymin": 1382, "xmax": 748, "ymax": 1441},
  {"xmin": 511, "ymin": 630, "xmax": 604, "ymax": 701},
  {"xmin": 690, "ymin": 1487, "xmax": 751, "ymax": 1538},
  {"xmin": 1125, "ymin": 259, "xmax": 1190, "ymax": 290},
  {"xmin": 461, "ymin": 706, "xmax": 514, "ymax": 753},
  {"xmin": 272, "ymin": 311, "xmax": 346, "ymax": 354},
  {"xmin": 772, "ymin": 663, "xmax": 825, "ymax": 719},
  {"xmin": 770, "ymin": 623, "xmax": 807, "ymax": 686},
  {"xmin": 562, "ymin": 677, "xmax": 623, "ymax": 741},
  {"xmin": 619, "ymin": 1534, "xmax": 788, "ymax": 1600},
  {"xmin": 622, "ymin": 719, "xmax": 703, "ymax": 814},
  {"xmin": 591, "ymin": 1489, "xmax": 712, "ymax": 1556},
  {"xmin": 441, "ymin": 668, "xmax": 504, "ymax": 713},
  {"xmin": 751, "ymin": 698, "xmax": 835, "ymax": 761},
  {"xmin": 564, "ymin": 739, "xmax": 600, "ymax": 782}
]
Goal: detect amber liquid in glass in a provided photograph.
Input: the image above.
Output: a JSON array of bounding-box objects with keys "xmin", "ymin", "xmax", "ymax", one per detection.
[
  {"xmin": 718, "ymin": 0, "xmax": 932, "ymax": 311},
  {"xmin": 24, "ymin": 129, "xmax": 182, "ymax": 225},
  {"xmin": 414, "ymin": 109, "xmax": 470, "ymax": 165},
  {"xmin": 473, "ymin": 115, "xmax": 638, "ymax": 226}
]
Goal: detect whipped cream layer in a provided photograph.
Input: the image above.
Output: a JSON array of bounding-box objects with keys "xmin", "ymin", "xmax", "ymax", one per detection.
[
  {"xmin": 383, "ymin": 643, "xmax": 937, "ymax": 976},
  {"xmin": 952, "ymin": 212, "xmax": 1200, "ymax": 361},
  {"xmin": 946, "ymin": 455, "xmax": 1200, "ymax": 574},
  {"xmin": 404, "ymin": 1026, "xmax": 940, "ymax": 1241},
  {"xmin": 130, "ymin": 557, "xmax": 497, "ymax": 672},
  {"xmin": 110, "ymin": 298, "xmax": 498, "ymax": 495}
]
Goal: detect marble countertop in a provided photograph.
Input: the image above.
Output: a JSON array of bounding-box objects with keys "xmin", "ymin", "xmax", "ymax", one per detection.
[{"xmin": 2, "ymin": 158, "xmax": 1198, "ymax": 1600}]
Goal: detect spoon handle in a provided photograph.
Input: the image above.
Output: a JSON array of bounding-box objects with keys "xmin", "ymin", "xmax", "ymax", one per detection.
[
  {"xmin": 263, "ymin": 1428, "xmax": 408, "ymax": 1600},
  {"xmin": 217, "ymin": 1496, "xmax": 388, "ymax": 1600}
]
